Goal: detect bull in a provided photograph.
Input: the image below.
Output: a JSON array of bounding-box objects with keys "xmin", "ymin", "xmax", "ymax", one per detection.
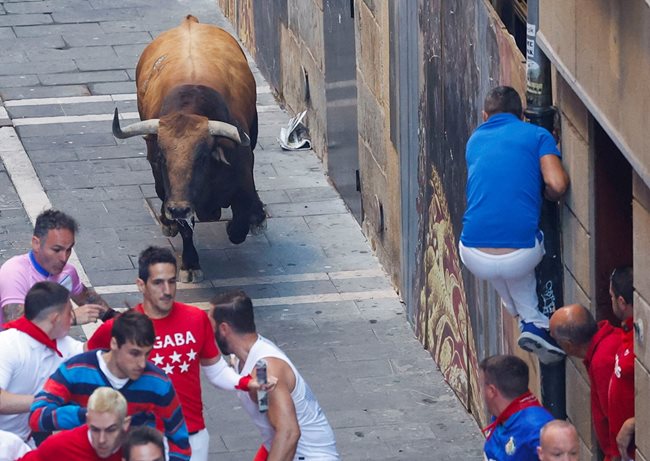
[{"xmin": 112, "ymin": 15, "xmax": 266, "ymax": 282}]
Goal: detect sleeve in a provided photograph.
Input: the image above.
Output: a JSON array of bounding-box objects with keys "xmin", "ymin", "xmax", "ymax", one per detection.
[
  {"xmin": 86, "ymin": 320, "xmax": 113, "ymax": 350},
  {"xmin": 0, "ymin": 258, "xmax": 29, "ymax": 307},
  {"xmin": 66, "ymin": 266, "xmax": 84, "ymax": 297},
  {"xmin": 29, "ymin": 363, "xmax": 87, "ymax": 432},
  {"xmin": 199, "ymin": 310, "xmax": 219, "ymax": 359},
  {"xmin": 537, "ymin": 128, "xmax": 561, "ymax": 158},
  {"xmin": 0, "ymin": 334, "xmax": 19, "ymax": 388},
  {"xmin": 591, "ymin": 360, "xmax": 616, "ymax": 456},
  {"xmin": 158, "ymin": 379, "xmax": 191, "ymax": 461}
]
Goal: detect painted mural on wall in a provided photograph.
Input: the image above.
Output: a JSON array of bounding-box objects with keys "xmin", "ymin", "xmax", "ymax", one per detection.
[
  {"xmin": 416, "ymin": 166, "xmax": 484, "ymax": 421},
  {"xmin": 414, "ymin": 0, "xmax": 529, "ymax": 424}
]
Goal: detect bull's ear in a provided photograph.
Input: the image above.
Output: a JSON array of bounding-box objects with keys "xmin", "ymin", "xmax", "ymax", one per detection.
[{"xmin": 211, "ymin": 146, "xmax": 231, "ymax": 165}]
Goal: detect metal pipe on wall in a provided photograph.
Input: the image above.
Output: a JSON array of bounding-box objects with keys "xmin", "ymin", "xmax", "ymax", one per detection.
[{"xmin": 524, "ymin": 0, "xmax": 567, "ymax": 420}]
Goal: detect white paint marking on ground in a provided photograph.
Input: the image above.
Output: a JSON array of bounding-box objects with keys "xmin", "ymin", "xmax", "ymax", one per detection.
[
  {"xmin": 189, "ymin": 289, "xmax": 399, "ymax": 311},
  {"xmin": 93, "ymin": 268, "xmax": 386, "ymax": 295},
  {"xmin": 0, "ymin": 107, "xmax": 9, "ymax": 120},
  {"xmin": 0, "ymin": 126, "xmax": 95, "ymax": 338}
]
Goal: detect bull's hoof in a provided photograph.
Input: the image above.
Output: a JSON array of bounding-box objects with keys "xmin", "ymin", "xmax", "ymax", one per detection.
[
  {"xmin": 179, "ymin": 268, "xmax": 204, "ymax": 283},
  {"xmin": 226, "ymin": 221, "xmax": 248, "ymax": 244},
  {"xmin": 161, "ymin": 221, "xmax": 179, "ymax": 237},
  {"xmin": 250, "ymin": 217, "xmax": 267, "ymax": 235}
]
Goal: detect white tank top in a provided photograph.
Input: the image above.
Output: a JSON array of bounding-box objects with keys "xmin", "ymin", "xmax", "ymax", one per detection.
[{"xmin": 237, "ymin": 336, "xmax": 340, "ymax": 460}]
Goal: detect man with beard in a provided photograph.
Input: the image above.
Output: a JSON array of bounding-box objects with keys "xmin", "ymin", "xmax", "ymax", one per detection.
[
  {"xmin": 211, "ymin": 290, "xmax": 339, "ymax": 461},
  {"xmin": 88, "ymin": 246, "xmax": 261, "ymax": 461},
  {"xmin": 20, "ymin": 387, "xmax": 130, "ymax": 461}
]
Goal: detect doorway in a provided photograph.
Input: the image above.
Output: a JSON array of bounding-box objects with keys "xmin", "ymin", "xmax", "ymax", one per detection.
[{"xmin": 593, "ymin": 119, "xmax": 633, "ymax": 323}]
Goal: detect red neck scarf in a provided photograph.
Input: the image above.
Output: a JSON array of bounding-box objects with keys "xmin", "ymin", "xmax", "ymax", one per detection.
[
  {"xmin": 4, "ymin": 316, "xmax": 62, "ymax": 357},
  {"xmin": 482, "ymin": 391, "xmax": 542, "ymax": 440}
]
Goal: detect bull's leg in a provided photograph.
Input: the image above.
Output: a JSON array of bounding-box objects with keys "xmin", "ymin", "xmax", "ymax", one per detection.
[
  {"xmin": 159, "ymin": 204, "xmax": 179, "ymax": 237},
  {"xmin": 227, "ymin": 192, "xmax": 266, "ymax": 244},
  {"xmin": 176, "ymin": 220, "xmax": 203, "ymax": 283}
]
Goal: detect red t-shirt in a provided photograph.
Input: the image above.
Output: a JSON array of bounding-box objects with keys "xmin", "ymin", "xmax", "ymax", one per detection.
[
  {"xmin": 583, "ymin": 321, "xmax": 622, "ymax": 458},
  {"xmin": 19, "ymin": 425, "xmax": 122, "ymax": 461},
  {"xmin": 608, "ymin": 317, "xmax": 635, "ymax": 459},
  {"xmin": 88, "ymin": 302, "xmax": 219, "ymax": 433}
]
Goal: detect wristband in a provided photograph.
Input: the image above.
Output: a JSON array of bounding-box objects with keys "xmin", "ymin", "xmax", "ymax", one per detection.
[{"xmin": 236, "ymin": 375, "xmax": 252, "ymax": 391}]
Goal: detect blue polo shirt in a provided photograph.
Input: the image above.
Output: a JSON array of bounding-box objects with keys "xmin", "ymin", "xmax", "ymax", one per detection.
[{"xmin": 460, "ymin": 113, "xmax": 560, "ymax": 248}]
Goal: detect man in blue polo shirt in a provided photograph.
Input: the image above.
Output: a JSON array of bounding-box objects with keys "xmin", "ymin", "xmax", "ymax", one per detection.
[
  {"xmin": 459, "ymin": 86, "xmax": 570, "ymax": 364},
  {"xmin": 481, "ymin": 355, "xmax": 553, "ymax": 460}
]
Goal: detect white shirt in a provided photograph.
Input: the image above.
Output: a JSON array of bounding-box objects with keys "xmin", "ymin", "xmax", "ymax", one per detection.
[
  {"xmin": 236, "ymin": 336, "xmax": 339, "ymax": 460},
  {"xmin": 97, "ymin": 350, "xmax": 128, "ymax": 389},
  {"xmin": 0, "ymin": 430, "xmax": 31, "ymax": 460},
  {"xmin": 0, "ymin": 329, "xmax": 84, "ymax": 440}
]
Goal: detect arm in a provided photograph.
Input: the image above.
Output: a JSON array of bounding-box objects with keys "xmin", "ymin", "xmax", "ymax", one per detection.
[
  {"xmin": 201, "ymin": 355, "xmax": 254, "ymax": 390},
  {"xmin": 0, "ymin": 389, "xmax": 34, "ymax": 414},
  {"xmin": 540, "ymin": 154, "xmax": 569, "ymax": 201},
  {"xmin": 157, "ymin": 382, "xmax": 191, "ymax": 461},
  {"xmin": 616, "ymin": 417, "xmax": 635, "ymax": 460},
  {"xmin": 29, "ymin": 368, "xmax": 86, "ymax": 432},
  {"xmin": 263, "ymin": 358, "xmax": 300, "ymax": 461},
  {"xmin": 2, "ymin": 303, "xmax": 24, "ymax": 323}
]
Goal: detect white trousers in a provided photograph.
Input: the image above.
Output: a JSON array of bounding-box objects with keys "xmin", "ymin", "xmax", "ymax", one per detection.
[
  {"xmin": 459, "ymin": 238, "xmax": 548, "ymax": 328},
  {"xmin": 189, "ymin": 428, "xmax": 210, "ymax": 461}
]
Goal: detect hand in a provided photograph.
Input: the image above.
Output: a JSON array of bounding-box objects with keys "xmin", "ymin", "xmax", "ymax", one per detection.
[
  {"xmin": 616, "ymin": 417, "xmax": 635, "ymax": 460},
  {"xmin": 73, "ymin": 304, "xmax": 105, "ymax": 325},
  {"xmin": 247, "ymin": 375, "xmax": 278, "ymax": 402}
]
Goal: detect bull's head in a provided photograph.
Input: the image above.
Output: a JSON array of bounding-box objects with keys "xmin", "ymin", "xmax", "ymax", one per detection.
[{"xmin": 112, "ymin": 108, "xmax": 251, "ymax": 220}]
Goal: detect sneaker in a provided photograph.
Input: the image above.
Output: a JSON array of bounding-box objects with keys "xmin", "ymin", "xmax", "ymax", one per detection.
[{"xmin": 518, "ymin": 322, "xmax": 566, "ymax": 364}]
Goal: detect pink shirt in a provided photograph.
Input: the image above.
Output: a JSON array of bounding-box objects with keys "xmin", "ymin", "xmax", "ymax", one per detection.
[{"xmin": 0, "ymin": 252, "xmax": 83, "ymax": 327}]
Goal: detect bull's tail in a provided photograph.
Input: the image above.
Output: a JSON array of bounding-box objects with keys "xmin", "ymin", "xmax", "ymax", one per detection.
[{"xmin": 184, "ymin": 14, "xmax": 199, "ymax": 24}]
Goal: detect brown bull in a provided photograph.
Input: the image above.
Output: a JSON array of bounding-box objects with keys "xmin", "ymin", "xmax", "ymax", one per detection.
[{"xmin": 113, "ymin": 15, "xmax": 266, "ymax": 282}]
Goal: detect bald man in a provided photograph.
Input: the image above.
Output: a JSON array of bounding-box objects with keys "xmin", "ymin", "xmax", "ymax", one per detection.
[
  {"xmin": 537, "ymin": 420, "xmax": 580, "ymax": 460},
  {"xmin": 550, "ymin": 304, "xmax": 621, "ymax": 459}
]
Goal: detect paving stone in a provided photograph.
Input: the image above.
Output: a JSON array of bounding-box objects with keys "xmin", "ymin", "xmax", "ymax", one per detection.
[
  {"xmin": 0, "ymin": 35, "xmax": 67, "ymax": 50},
  {"xmin": 0, "ymin": 13, "xmax": 53, "ymax": 27},
  {"xmin": 39, "ymin": 69, "xmax": 129, "ymax": 85},
  {"xmin": 0, "ymin": 172, "xmax": 23, "ymax": 208},
  {"xmin": 0, "ymin": 84, "xmax": 90, "ymax": 100},
  {"xmin": 62, "ymin": 31, "xmax": 152, "ymax": 47},
  {"xmin": 0, "ymin": 74, "xmax": 39, "ymax": 88},
  {"xmin": 26, "ymin": 45, "xmax": 117, "ymax": 62},
  {"xmin": 2, "ymin": 1, "xmax": 93, "ymax": 14},
  {"xmin": 22, "ymin": 132, "xmax": 116, "ymax": 150},
  {"xmin": 51, "ymin": 7, "xmax": 141, "ymax": 23},
  {"xmin": 89, "ymin": 81, "xmax": 137, "ymax": 95},
  {"xmin": 14, "ymin": 22, "xmax": 103, "ymax": 37},
  {"xmin": 75, "ymin": 57, "xmax": 136, "ymax": 72},
  {"xmin": 0, "ymin": 27, "xmax": 15, "ymax": 40},
  {"xmin": 0, "ymin": 59, "xmax": 77, "ymax": 75},
  {"xmin": 7, "ymin": 104, "xmax": 66, "ymax": 119}
]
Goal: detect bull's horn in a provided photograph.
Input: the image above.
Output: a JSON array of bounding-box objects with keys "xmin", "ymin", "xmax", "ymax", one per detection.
[
  {"xmin": 112, "ymin": 108, "xmax": 159, "ymax": 139},
  {"xmin": 207, "ymin": 121, "xmax": 250, "ymax": 146}
]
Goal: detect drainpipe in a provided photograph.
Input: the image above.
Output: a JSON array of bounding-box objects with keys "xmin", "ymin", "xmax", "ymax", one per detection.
[{"xmin": 524, "ymin": 0, "xmax": 567, "ymax": 420}]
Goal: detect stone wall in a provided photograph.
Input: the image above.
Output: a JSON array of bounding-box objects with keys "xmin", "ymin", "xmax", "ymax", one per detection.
[{"xmin": 354, "ymin": 0, "xmax": 402, "ymax": 286}]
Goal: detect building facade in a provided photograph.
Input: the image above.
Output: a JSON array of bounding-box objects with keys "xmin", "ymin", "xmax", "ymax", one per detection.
[{"xmin": 218, "ymin": 0, "xmax": 650, "ymax": 457}]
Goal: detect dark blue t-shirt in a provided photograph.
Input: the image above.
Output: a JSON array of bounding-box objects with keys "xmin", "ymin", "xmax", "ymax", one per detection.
[{"xmin": 461, "ymin": 113, "xmax": 560, "ymax": 248}]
